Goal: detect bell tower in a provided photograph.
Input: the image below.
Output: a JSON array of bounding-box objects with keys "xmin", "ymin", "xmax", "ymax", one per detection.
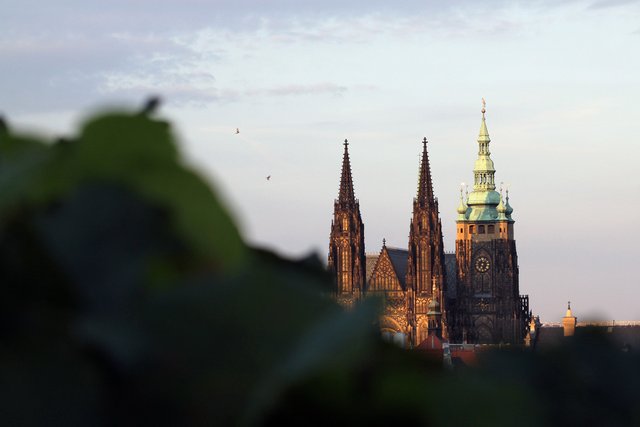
[
  {"xmin": 453, "ymin": 101, "xmax": 529, "ymax": 344},
  {"xmin": 328, "ymin": 139, "xmax": 366, "ymax": 308},
  {"xmin": 406, "ymin": 138, "xmax": 447, "ymax": 345}
]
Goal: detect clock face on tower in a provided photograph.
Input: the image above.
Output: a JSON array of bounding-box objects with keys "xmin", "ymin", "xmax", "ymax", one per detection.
[{"xmin": 475, "ymin": 256, "xmax": 491, "ymax": 273}]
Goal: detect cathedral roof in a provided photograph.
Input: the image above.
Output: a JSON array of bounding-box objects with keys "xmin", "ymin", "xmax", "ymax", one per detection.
[
  {"xmin": 444, "ymin": 253, "xmax": 457, "ymax": 299},
  {"xmin": 416, "ymin": 333, "xmax": 444, "ymax": 351},
  {"xmin": 386, "ymin": 247, "xmax": 408, "ymax": 288},
  {"xmin": 365, "ymin": 254, "xmax": 379, "ymax": 282},
  {"xmin": 366, "ymin": 245, "xmax": 408, "ymax": 291}
]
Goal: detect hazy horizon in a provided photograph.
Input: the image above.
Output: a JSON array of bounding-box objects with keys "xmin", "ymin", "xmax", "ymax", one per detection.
[{"xmin": 3, "ymin": 0, "xmax": 639, "ymax": 322}]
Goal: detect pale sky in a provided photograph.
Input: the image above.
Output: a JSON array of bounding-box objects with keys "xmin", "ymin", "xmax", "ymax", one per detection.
[{"xmin": 2, "ymin": 0, "xmax": 640, "ymax": 322}]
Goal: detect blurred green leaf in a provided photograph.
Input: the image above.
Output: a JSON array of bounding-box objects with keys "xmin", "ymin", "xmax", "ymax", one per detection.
[{"xmin": 2, "ymin": 106, "xmax": 640, "ymax": 427}]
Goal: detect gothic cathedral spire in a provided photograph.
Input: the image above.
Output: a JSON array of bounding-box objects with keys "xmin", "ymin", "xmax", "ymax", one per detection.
[
  {"xmin": 406, "ymin": 137, "xmax": 447, "ymax": 344},
  {"xmin": 338, "ymin": 139, "xmax": 356, "ymax": 205},
  {"xmin": 417, "ymin": 137, "xmax": 435, "ymax": 207},
  {"xmin": 328, "ymin": 139, "xmax": 366, "ymax": 308}
]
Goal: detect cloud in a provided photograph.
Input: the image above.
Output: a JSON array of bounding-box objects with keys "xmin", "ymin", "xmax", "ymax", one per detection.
[
  {"xmin": 3, "ymin": 0, "xmax": 630, "ymax": 113},
  {"xmin": 588, "ymin": 0, "xmax": 640, "ymax": 9},
  {"xmin": 97, "ymin": 80, "xmax": 349, "ymax": 107},
  {"xmin": 3, "ymin": 0, "xmax": 569, "ymax": 37},
  {"xmin": 0, "ymin": 30, "xmax": 222, "ymax": 112},
  {"xmin": 98, "ymin": 70, "xmax": 223, "ymax": 106},
  {"xmin": 250, "ymin": 83, "xmax": 347, "ymax": 97}
]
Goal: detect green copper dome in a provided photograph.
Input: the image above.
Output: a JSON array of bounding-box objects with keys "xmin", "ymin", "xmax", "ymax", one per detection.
[
  {"xmin": 497, "ymin": 194, "xmax": 506, "ymax": 213},
  {"xmin": 457, "ymin": 200, "xmax": 467, "ymax": 215},
  {"xmin": 504, "ymin": 190, "xmax": 514, "ymax": 222},
  {"xmin": 458, "ymin": 101, "xmax": 512, "ymax": 223},
  {"xmin": 497, "ymin": 192, "xmax": 508, "ymax": 221},
  {"xmin": 468, "ymin": 190, "xmax": 501, "ymax": 205},
  {"xmin": 505, "ymin": 191, "xmax": 514, "ymax": 215},
  {"xmin": 474, "ymin": 157, "xmax": 495, "ymax": 172}
]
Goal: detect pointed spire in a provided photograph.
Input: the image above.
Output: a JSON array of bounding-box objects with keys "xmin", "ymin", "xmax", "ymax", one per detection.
[
  {"xmin": 417, "ymin": 137, "xmax": 435, "ymax": 205},
  {"xmin": 338, "ymin": 139, "xmax": 356, "ymax": 204},
  {"xmin": 505, "ymin": 188, "xmax": 514, "ymax": 219},
  {"xmin": 564, "ymin": 301, "xmax": 576, "ymax": 321},
  {"xmin": 564, "ymin": 301, "xmax": 577, "ymax": 317},
  {"xmin": 382, "ymin": 238, "xmax": 386, "ymax": 248},
  {"xmin": 471, "ymin": 98, "xmax": 497, "ymax": 194},
  {"xmin": 478, "ymin": 98, "xmax": 491, "ymax": 154}
]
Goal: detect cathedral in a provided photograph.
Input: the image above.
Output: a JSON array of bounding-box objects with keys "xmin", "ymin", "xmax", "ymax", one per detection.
[{"xmin": 327, "ymin": 104, "xmax": 530, "ymax": 347}]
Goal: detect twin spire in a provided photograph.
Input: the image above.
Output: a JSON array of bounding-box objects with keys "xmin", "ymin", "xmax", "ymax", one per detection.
[
  {"xmin": 339, "ymin": 99, "xmax": 500, "ymax": 218},
  {"xmin": 338, "ymin": 136, "xmax": 436, "ymax": 207}
]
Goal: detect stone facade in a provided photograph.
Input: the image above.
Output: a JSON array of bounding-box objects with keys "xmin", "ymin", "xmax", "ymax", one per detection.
[{"xmin": 327, "ymin": 107, "xmax": 530, "ymax": 346}]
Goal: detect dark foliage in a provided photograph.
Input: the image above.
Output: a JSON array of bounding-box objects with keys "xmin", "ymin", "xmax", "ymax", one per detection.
[{"xmin": 0, "ymin": 108, "xmax": 638, "ymax": 426}]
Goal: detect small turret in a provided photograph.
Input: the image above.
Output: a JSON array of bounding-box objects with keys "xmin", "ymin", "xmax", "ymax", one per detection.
[
  {"xmin": 505, "ymin": 188, "xmax": 514, "ymax": 221},
  {"xmin": 497, "ymin": 189, "xmax": 508, "ymax": 221},
  {"xmin": 457, "ymin": 186, "xmax": 468, "ymax": 220},
  {"xmin": 562, "ymin": 301, "xmax": 577, "ymax": 337}
]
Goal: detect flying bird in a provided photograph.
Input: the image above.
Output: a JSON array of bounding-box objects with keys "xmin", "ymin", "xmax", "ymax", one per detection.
[
  {"xmin": 266, "ymin": 175, "xmax": 271, "ymax": 181},
  {"xmin": 235, "ymin": 128, "xmax": 240, "ymax": 134}
]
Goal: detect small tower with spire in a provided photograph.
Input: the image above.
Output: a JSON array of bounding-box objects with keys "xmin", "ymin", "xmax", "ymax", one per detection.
[
  {"xmin": 328, "ymin": 139, "xmax": 366, "ymax": 308},
  {"xmin": 453, "ymin": 100, "xmax": 528, "ymax": 345},
  {"xmin": 562, "ymin": 301, "xmax": 577, "ymax": 337},
  {"xmin": 406, "ymin": 137, "xmax": 448, "ymax": 345}
]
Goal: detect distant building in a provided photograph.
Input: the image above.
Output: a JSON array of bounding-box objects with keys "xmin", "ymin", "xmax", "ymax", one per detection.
[
  {"xmin": 327, "ymin": 104, "xmax": 530, "ymax": 347},
  {"xmin": 529, "ymin": 303, "xmax": 640, "ymax": 351}
]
